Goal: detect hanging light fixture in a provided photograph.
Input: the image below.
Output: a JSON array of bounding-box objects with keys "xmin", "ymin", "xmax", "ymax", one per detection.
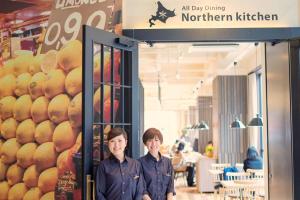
[
  {"xmin": 197, "ymin": 121, "xmax": 209, "ymax": 130},
  {"xmin": 248, "ymin": 43, "xmax": 263, "ymax": 127},
  {"xmin": 230, "ymin": 61, "xmax": 246, "ymax": 129},
  {"xmin": 230, "ymin": 117, "xmax": 246, "ymax": 129},
  {"xmin": 196, "ymin": 81, "xmax": 210, "ymax": 130},
  {"xmin": 248, "ymin": 114, "xmax": 263, "ymax": 127}
]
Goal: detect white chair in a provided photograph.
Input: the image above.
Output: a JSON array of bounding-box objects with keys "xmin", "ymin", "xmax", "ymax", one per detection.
[
  {"xmin": 211, "ymin": 163, "xmax": 231, "ymax": 171},
  {"xmin": 226, "ymin": 172, "xmax": 251, "ymax": 181},
  {"xmin": 246, "ymin": 169, "xmax": 264, "ymax": 179},
  {"xmin": 235, "ymin": 163, "xmax": 244, "ymax": 171}
]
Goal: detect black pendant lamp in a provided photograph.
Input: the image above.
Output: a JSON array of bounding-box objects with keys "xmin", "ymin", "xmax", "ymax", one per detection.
[
  {"xmin": 230, "ymin": 61, "xmax": 246, "ymax": 129},
  {"xmin": 230, "ymin": 117, "xmax": 246, "ymax": 129},
  {"xmin": 248, "ymin": 114, "xmax": 263, "ymax": 127},
  {"xmin": 248, "ymin": 43, "xmax": 263, "ymax": 127},
  {"xmin": 197, "ymin": 121, "xmax": 209, "ymax": 130}
]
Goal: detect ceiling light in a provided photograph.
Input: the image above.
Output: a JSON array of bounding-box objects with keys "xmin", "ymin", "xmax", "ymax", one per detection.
[
  {"xmin": 188, "ymin": 43, "xmax": 239, "ymax": 53},
  {"xmin": 248, "ymin": 114, "xmax": 263, "ymax": 127},
  {"xmin": 197, "ymin": 121, "xmax": 209, "ymax": 130}
]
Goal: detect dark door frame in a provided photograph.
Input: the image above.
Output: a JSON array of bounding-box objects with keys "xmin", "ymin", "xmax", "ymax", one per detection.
[{"xmin": 82, "ymin": 25, "xmax": 139, "ymax": 200}]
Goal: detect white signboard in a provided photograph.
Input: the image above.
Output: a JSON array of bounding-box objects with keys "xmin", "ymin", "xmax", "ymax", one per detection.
[{"xmin": 123, "ymin": 0, "xmax": 300, "ymax": 29}]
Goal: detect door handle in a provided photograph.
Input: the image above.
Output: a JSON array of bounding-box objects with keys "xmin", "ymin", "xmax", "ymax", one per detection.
[{"xmin": 86, "ymin": 174, "xmax": 95, "ymax": 200}]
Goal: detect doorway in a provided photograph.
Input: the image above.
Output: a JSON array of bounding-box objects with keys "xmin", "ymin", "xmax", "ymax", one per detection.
[{"xmin": 139, "ymin": 41, "xmax": 267, "ymax": 199}]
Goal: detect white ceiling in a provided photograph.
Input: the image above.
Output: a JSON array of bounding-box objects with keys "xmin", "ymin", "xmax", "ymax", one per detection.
[{"xmin": 139, "ymin": 42, "xmax": 257, "ymax": 111}]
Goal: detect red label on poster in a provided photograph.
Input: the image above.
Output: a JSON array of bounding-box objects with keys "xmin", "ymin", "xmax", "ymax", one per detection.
[{"xmin": 41, "ymin": 0, "xmax": 116, "ymax": 52}]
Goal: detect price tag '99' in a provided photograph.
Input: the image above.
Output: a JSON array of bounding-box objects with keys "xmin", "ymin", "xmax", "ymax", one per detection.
[{"xmin": 41, "ymin": 0, "xmax": 116, "ymax": 52}]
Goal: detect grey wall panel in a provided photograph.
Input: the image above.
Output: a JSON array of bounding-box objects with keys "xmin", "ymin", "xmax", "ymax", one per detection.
[
  {"xmin": 213, "ymin": 76, "xmax": 248, "ymax": 164},
  {"xmin": 197, "ymin": 96, "xmax": 213, "ymax": 154},
  {"xmin": 266, "ymin": 42, "xmax": 293, "ymax": 200}
]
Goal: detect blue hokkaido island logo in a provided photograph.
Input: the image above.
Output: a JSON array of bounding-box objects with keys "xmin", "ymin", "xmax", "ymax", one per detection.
[{"xmin": 149, "ymin": 1, "xmax": 176, "ymax": 27}]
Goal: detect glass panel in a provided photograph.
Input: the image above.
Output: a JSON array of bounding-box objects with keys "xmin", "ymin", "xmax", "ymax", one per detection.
[
  {"xmin": 103, "ymin": 46, "xmax": 112, "ymax": 84},
  {"xmin": 114, "ymin": 86, "xmax": 122, "ymax": 123},
  {"xmin": 103, "ymin": 85, "xmax": 112, "ymax": 123},
  {"xmin": 124, "ymin": 87, "xmax": 132, "ymax": 124},
  {"xmin": 114, "ymin": 48, "xmax": 121, "ymax": 85},
  {"xmin": 103, "ymin": 124, "xmax": 111, "ymax": 159},
  {"xmin": 93, "ymin": 125, "xmax": 101, "ymax": 165},
  {"xmin": 93, "ymin": 43, "xmax": 101, "ymax": 85},
  {"xmin": 123, "ymin": 50, "xmax": 132, "ymax": 86},
  {"xmin": 93, "ymin": 86, "xmax": 101, "ymax": 123}
]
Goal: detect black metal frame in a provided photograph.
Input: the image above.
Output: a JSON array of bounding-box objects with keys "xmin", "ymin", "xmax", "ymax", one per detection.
[
  {"xmin": 123, "ymin": 28, "xmax": 300, "ymax": 42},
  {"xmin": 82, "ymin": 25, "xmax": 139, "ymax": 200}
]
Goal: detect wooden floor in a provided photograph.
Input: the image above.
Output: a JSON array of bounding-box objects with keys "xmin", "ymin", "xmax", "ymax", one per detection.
[{"xmin": 174, "ymin": 177, "xmax": 215, "ymax": 200}]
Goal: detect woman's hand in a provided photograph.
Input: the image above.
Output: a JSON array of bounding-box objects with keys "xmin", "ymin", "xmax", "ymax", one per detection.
[
  {"xmin": 142, "ymin": 194, "xmax": 151, "ymax": 200},
  {"xmin": 167, "ymin": 192, "xmax": 174, "ymax": 200}
]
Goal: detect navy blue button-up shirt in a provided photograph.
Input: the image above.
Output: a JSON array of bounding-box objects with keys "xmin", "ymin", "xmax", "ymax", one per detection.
[
  {"xmin": 96, "ymin": 155, "xmax": 144, "ymax": 200},
  {"xmin": 139, "ymin": 153, "xmax": 175, "ymax": 200}
]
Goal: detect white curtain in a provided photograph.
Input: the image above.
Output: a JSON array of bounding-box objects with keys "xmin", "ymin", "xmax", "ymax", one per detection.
[{"xmin": 247, "ymin": 73, "xmax": 260, "ymax": 150}]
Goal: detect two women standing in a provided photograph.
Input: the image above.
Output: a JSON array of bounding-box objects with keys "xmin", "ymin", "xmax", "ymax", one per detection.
[{"xmin": 96, "ymin": 127, "xmax": 175, "ymax": 200}]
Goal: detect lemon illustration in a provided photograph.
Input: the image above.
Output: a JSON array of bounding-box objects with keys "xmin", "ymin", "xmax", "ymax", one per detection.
[
  {"xmin": 53, "ymin": 121, "xmax": 78, "ymax": 152},
  {"xmin": 28, "ymin": 72, "xmax": 47, "ymax": 100},
  {"xmin": 6, "ymin": 163, "xmax": 25, "ymax": 186},
  {"xmin": 1, "ymin": 118, "xmax": 18, "ymax": 139},
  {"xmin": 0, "ymin": 161, "xmax": 8, "ymax": 181},
  {"xmin": 2, "ymin": 59, "xmax": 14, "ymax": 76},
  {"xmin": 16, "ymin": 119, "xmax": 36, "ymax": 144},
  {"xmin": 0, "ymin": 138, "xmax": 3, "ymax": 151},
  {"xmin": 38, "ymin": 167, "xmax": 58, "ymax": 193},
  {"xmin": 57, "ymin": 40, "xmax": 82, "ymax": 73},
  {"xmin": 0, "ymin": 181, "xmax": 9, "ymax": 200},
  {"xmin": 93, "ymin": 52, "xmax": 100, "ymax": 84},
  {"xmin": 13, "ymin": 54, "xmax": 33, "ymax": 76},
  {"xmin": 41, "ymin": 50, "xmax": 58, "ymax": 74},
  {"xmin": 35, "ymin": 120, "xmax": 55, "ymax": 144},
  {"xmin": 13, "ymin": 95, "xmax": 32, "ymax": 121},
  {"xmin": 68, "ymin": 92, "xmax": 82, "ymax": 128},
  {"xmin": 0, "ymin": 96, "xmax": 16, "ymax": 120},
  {"xmin": 31, "ymin": 96, "xmax": 49, "ymax": 123},
  {"xmin": 93, "ymin": 85, "xmax": 111, "ymax": 113},
  {"xmin": 29, "ymin": 54, "xmax": 44, "ymax": 75},
  {"xmin": 65, "ymin": 67, "xmax": 82, "ymax": 96},
  {"xmin": 14, "ymin": 73, "xmax": 31, "ymax": 96},
  {"xmin": 33, "ymin": 142, "xmax": 57, "ymax": 172},
  {"xmin": 8, "ymin": 183, "xmax": 28, "ymax": 200},
  {"xmin": 23, "ymin": 165, "xmax": 39, "ymax": 188},
  {"xmin": 23, "ymin": 187, "xmax": 42, "ymax": 200},
  {"xmin": 16, "ymin": 142, "xmax": 37, "ymax": 168},
  {"xmin": 0, "ymin": 67, "xmax": 4, "ymax": 78},
  {"xmin": 48, "ymin": 94, "xmax": 70, "ymax": 124},
  {"xmin": 1, "ymin": 138, "xmax": 21, "ymax": 164},
  {"xmin": 56, "ymin": 149, "xmax": 69, "ymax": 172},
  {"xmin": 0, "ymin": 74, "xmax": 16, "ymax": 98},
  {"xmin": 43, "ymin": 69, "xmax": 66, "ymax": 99},
  {"xmin": 40, "ymin": 191, "xmax": 54, "ymax": 200}
]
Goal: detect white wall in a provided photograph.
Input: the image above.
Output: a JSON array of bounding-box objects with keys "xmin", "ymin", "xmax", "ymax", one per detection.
[{"xmin": 144, "ymin": 110, "xmax": 183, "ymax": 147}]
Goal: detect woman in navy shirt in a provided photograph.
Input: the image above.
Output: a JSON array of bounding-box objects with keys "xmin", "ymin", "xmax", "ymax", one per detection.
[
  {"xmin": 139, "ymin": 128, "xmax": 175, "ymax": 200},
  {"xmin": 96, "ymin": 128, "xmax": 144, "ymax": 200}
]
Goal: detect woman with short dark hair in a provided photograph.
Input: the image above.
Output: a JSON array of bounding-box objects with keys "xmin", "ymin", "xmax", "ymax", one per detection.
[
  {"xmin": 139, "ymin": 128, "xmax": 175, "ymax": 200},
  {"xmin": 96, "ymin": 127, "xmax": 144, "ymax": 200}
]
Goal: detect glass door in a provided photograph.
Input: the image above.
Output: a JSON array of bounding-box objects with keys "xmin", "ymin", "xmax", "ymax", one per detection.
[{"xmin": 82, "ymin": 25, "xmax": 139, "ymax": 199}]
